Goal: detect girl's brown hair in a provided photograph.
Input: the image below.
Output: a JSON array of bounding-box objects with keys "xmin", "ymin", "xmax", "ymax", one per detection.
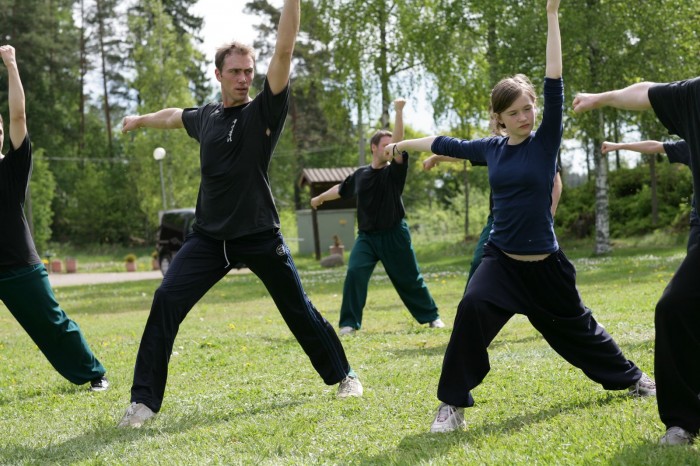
[{"xmin": 488, "ymin": 74, "xmax": 537, "ymax": 136}]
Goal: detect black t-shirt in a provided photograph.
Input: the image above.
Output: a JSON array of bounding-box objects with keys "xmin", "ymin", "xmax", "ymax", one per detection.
[
  {"xmin": 0, "ymin": 135, "xmax": 41, "ymax": 271},
  {"xmin": 338, "ymin": 152, "xmax": 409, "ymax": 232},
  {"xmin": 649, "ymin": 78, "xmax": 700, "ymax": 213},
  {"xmin": 182, "ymin": 79, "xmax": 290, "ymax": 240},
  {"xmin": 664, "ymin": 140, "xmax": 699, "ymax": 226}
]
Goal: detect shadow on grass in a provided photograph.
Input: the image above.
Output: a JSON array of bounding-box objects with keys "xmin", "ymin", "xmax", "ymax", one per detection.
[
  {"xmin": 353, "ymin": 393, "xmax": 634, "ymax": 465},
  {"xmin": 0, "ymin": 398, "xmax": 307, "ymax": 464},
  {"xmin": 608, "ymin": 439, "xmax": 700, "ymax": 465}
]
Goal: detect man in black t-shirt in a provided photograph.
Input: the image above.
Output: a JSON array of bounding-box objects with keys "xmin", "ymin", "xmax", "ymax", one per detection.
[
  {"xmin": 575, "ymin": 78, "xmax": 700, "ymax": 445},
  {"xmin": 0, "ymin": 45, "xmax": 108, "ymax": 391},
  {"xmin": 311, "ymin": 100, "xmax": 442, "ymax": 335},
  {"xmin": 118, "ymin": 0, "xmax": 362, "ymax": 428}
]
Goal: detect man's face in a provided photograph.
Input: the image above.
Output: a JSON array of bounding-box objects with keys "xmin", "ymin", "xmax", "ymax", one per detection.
[
  {"xmin": 372, "ymin": 135, "xmax": 393, "ymax": 163},
  {"xmin": 215, "ymin": 53, "xmax": 255, "ymax": 106}
]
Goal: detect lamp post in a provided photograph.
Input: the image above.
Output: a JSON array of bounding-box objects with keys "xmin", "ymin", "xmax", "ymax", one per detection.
[{"xmin": 153, "ymin": 147, "xmax": 167, "ymax": 210}]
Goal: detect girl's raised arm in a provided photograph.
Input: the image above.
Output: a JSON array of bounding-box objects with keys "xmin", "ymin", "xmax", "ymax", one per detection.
[{"xmin": 545, "ymin": 0, "xmax": 561, "ymax": 79}]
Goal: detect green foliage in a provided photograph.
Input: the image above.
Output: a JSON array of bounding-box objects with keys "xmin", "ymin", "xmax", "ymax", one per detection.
[
  {"xmin": 126, "ymin": 0, "xmax": 202, "ymax": 234},
  {"xmin": 27, "ymin": 149, "xmax": 56, "ymax": 254},
  {"xmin": 557, "ymin": 163, "xmax": 694, "ymax": 238}
]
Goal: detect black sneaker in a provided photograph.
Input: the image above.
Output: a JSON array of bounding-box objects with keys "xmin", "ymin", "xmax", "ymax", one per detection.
[{"xmin": 89, "ymin": 375, "xmax": 110, "ymax": 392}]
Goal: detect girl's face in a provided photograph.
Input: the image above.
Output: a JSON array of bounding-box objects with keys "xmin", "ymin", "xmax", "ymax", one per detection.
[{"xmin": 497, "ymin": 93, "xmax": 537, "ymax": 144}]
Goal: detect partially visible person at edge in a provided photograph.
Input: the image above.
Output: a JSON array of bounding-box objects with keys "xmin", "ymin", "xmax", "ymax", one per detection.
[
  {"xmin": 422, "ymin": 154, "xmax": 563, "ymax": 290},
  {"xmin": 117, "ymin": 0, "xmax": 362, "ymax": 429},
  {"xmin": 310, "ymin": 99, "xmax": 444, "ymax": 336},
  {"xmin": 0, "ymin": 45, "xmax": 108, "ymax": 392},
  {"xmin": 386, "ymin": 0, "xmax": 655, "ymax": 434},
  {"xmin": 601, "ymin": 139, "xmax": 699, "ymax": 251},
  {"xmin": 587, "ymin": 130, "xmax": 700, "ymax": 446}
]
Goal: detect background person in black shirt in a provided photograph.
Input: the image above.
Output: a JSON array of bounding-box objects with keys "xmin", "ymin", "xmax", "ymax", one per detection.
[
  {"xmin": 0, "ymin": 45, "xmax": 108, "ymax": 392},
  {"xmin": 310, "ymin": 99, "xmax": 443, "ymax": 335},
  {"xmin": 118, "ymin": 0, "xmax": 362, "ymax": 428}
]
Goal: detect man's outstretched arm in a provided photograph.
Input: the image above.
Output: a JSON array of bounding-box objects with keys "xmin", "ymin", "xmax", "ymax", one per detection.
[
  {"xmin": 573, "ymin": 82, "xmax": 655, "ymax": 113},
  {"xmin": 121, "ymin": 108, "xmax": 184, "ymax": 133}
]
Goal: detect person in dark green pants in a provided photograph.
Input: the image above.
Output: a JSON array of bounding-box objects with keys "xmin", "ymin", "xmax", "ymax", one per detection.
[
  {"xmin": 311, "ymin": 99, "xmax": 443, "ymax": 335},
  {"xmin": 0, "ymin": 45, "xmax": 108, "ymax": 391}
]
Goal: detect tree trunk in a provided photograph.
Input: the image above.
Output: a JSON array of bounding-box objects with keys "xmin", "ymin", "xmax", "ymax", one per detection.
[
  {"xmin": 594, "ymin": 114, "xmax": 611, "ymax": 254},
  {"xmin": 650, "ymin": 153, "xmax": 659, "ymax": 226},
  {"xmin": 463, "ymin": 160, "xmax": 469, "ymax": 241},
  {"xmin": 95, "ymin": 0, "xmax": 113, "ymax": 157},
  {"xmin": 78, "ymin": 0, "xmax": 86, "ymax": 156}
]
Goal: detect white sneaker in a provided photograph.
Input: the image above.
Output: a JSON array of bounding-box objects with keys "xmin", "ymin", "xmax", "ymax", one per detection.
[
  {"xmin": 660, "ymin": 426, "xmax": 695, "ymax": 445},
  {"xmin": 429, "ymin": 318, "xmax": 445, "ymax": 328},
  {"xmin": 337, "ymin": 376, "xmax": 363, "ymax": 398},
  {"xmin": 339, "ymin": 326, "xmax": 356, "ymax": 336},
  {"xmin": 430, "ymin": 402, "xmax": 465, "ymax": 433},
  {"xmin": 629, "ymin": 373, "xmax": 656, "ymax": 397},
  {"xmin": 117, "ymin": 402, "xmax": 156, "ymax": 428}
]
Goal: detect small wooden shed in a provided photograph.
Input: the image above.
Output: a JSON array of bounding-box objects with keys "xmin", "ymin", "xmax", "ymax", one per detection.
[{"xmin": 298, "ymin": 167, "xmax": 357, "ymax": 260}]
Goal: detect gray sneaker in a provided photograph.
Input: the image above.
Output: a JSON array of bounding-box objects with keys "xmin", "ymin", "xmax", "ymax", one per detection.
[
  {"xmin": 430, "ymin": 402, "xmax": 466, "ymax": 433},
  {"xmin": 337, "ymin": 376, "xmax": 363, "ymax": 398},
  {"xmin": 659, "ymin": 426, "xmax": 694, "ymax": 445},
  {"xmin": 429, "ymin": 318, "xmax": 445, "ymax": 328},
  {"xmin": 117, "ymin": 402, "xmax": 156, "ymax": 428},
  {"xmin": 628, "ymin": 373, "xmax": 656, "ymax": 396},
  {"xmin": 339, "ymin": 326, "xmax": 356, "ymax": 336}
]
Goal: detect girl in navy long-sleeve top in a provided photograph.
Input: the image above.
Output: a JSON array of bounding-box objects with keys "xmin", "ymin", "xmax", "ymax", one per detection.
[{"xmin": 386, "ymin": 0, "xmax": 654, "ymax": 434}]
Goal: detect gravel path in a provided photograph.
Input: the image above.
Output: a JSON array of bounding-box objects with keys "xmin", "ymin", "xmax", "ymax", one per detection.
[{"xmin": 47, "ymin": 268, "xmax": 251, "ymax": 287}]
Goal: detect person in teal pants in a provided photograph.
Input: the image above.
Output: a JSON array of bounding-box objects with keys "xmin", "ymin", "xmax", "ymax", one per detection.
[
  {"xmin": 311, "ymin": 99, "xmax": 443, "ymax": 335},
  {"xmin": 0, "ymin": 45, "xmax": 108, "ymax": 391}
]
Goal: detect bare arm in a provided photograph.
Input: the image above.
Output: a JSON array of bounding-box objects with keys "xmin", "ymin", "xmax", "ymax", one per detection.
[
  {"xmin": 267, "ymin": 0, "xmax": 300, "ymax": 95},
  {"xmin": 310, "ymin": 183, "xmax": 341, "ymax": 210},
  {"xmin": 573, "ymin": 82, "xmax": 655, "ymax": 114},
  {"xmin": 545, "ymin": 0, "xmax": 562, "ymax": 79},
  {"xmin": 385, "ymin": 136, "xmax": 438, "ymax": 159},
  {"xmin": 121, "ymin": 108, "xmax": 184, "ymax": 133},
  {"xmin": 392, "ymin": 99, "xmax": 406, "ymax": 164},
  {"xmin": 423, "ymin": 154, "xmax": 458, "ymax": 171},
  {"xmin": 551, "ymin": 171, "xmax": 562, "ymax": 216},
  {"xmin": 601, "ymin": 140, "xmax": 665, "ymax": 155},
  {"xmin": 0, "ymin": 46, "xmax": 27, "ymax": 148}
]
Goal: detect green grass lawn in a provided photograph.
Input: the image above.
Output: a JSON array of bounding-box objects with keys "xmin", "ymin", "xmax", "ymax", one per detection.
[{"xmin": 0, "ymin": 239, "xmax": 698, "ymax": 465}]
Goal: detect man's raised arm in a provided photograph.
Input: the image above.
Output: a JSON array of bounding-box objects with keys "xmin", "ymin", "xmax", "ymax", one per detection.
[
  {"xmin": 267, "ymin": 0, "xmax": 300, "ymax": 95},
  {"xmin": 0, "ymin": 45, "xmax": 27, "ymax": 148}
]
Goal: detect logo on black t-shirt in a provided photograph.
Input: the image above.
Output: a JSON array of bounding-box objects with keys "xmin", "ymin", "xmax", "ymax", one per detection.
[{"xmin": 226, "ymin": 119, "xmax": 238, "ymax": 142}]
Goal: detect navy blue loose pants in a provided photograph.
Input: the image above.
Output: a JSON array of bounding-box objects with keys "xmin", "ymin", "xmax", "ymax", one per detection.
[
  {"xmin": 438, "ymin": 244, "xmax": 642, "ymax": 408},
  {"xmin": 131, "ymin": 230, "xmax": 351, "ymax": 412}
]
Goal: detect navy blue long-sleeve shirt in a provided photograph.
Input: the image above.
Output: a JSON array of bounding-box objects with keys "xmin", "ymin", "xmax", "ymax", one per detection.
[{"xmin": 431, "ymin": 77, "xmax": 564, "ymax": 254}]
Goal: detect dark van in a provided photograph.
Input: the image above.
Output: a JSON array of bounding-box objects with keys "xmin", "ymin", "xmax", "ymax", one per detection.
[
  {"xmin": 156, "ymin": 208, "xmax": 245, "ymax": 276},
  {"xmin": 156, "ymin": 208, "xmax": 196, "ymax": 275}
]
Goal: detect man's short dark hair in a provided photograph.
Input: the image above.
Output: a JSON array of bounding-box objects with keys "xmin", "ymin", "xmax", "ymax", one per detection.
[
  {"xmin": 370, "ymin": 130, "xmax": 392, "ymax": 148},
  {"xmin": 215, "ymin": 42, "xmax": 256, "ymax": 71}
]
